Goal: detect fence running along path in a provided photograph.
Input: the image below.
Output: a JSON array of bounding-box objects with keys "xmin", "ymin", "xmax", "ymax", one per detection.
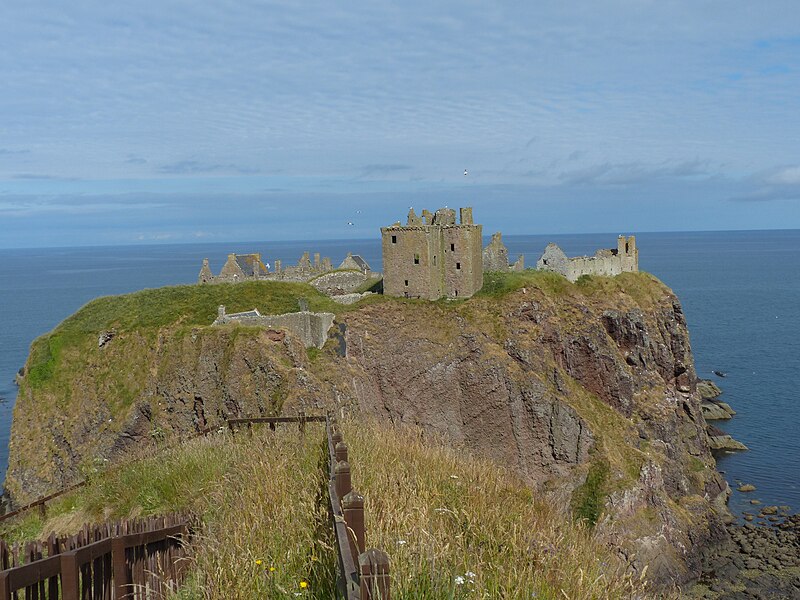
[
  {"xmin": 229, "ymin": 413, "xmax": 390, "ymax": 600},
  {"xmin": 0, "ymin": 513, "xmax": 190, "ymax": 599},
  {"xmin": 0, "ymin": 427, "xmax": 214, "ymax": 526}
]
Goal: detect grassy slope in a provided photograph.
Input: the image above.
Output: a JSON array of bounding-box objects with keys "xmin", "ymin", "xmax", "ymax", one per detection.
[{"xmin": 1, "ymin": 420, "xmax": 648, "ymax": 599}]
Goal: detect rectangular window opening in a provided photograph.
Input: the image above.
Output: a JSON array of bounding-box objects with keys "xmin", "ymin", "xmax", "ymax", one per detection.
[
  {"xmin": 456, "ymin": 262, "xmax": 461, "ymax": 270},
  {"xmin": 450, "ymin": 243, "xmax": 455, "ymax": 251},
  {"xmin": 414, "ymin": 253, "xmax": 420, "ymax": 265},
  {"xmin": 433, "ymin": 255, "xmax": 437, "ymax": 265},
  {"xmin": 391, "ymin": 235, "xmax": 397, "ymax": 244},
  {"xmin": 404, "ymin": 280, "xmax": 409, "ymax": 286}
]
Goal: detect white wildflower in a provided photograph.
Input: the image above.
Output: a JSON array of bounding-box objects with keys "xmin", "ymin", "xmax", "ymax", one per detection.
[
  {"xmin": 397, "ymin": 540, "xmax": 407, "ymax": 545},
  {"xmin": 450, "ymin": 475, "xmax": 459, "ymax": 479},
  {"xmin": 454, "ymin": 576, "xmax": 465, "ymax": 585}
]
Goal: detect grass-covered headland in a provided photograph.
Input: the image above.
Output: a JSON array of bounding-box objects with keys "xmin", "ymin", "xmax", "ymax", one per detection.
[{"xmin": 1, "ymin": 419, "xmax": 647, "ymax": 599}]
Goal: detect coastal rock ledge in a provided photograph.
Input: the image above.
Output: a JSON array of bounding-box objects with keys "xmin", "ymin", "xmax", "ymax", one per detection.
[{"xmin": 7, "ymin": 273, "xmax": 731, "ymax": 588}]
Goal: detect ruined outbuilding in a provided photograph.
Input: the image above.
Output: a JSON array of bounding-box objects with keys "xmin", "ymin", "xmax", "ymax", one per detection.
[
  {"xmin": 381, "ymin": 207, "xmax": 483, "ymax": 300},
  {"xmin": 213, "ymin": 305, "xmax": 335, "ymax": 349},
  {"xmin": 482, "ymin": 232, "xmax": 524, "ymax": 272},
  {"xmin": 536, "ymin": 236, "xmax": 638, "ymax": 281},
  {"xmin": 199, "ymin": 251, "xmax": 334, "ymax": 284}
]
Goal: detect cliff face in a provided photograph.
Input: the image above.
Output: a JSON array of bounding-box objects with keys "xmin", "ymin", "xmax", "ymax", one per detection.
[{"xmin": 7, "ymin": 273, "xmax": 728, "ymax": 586}]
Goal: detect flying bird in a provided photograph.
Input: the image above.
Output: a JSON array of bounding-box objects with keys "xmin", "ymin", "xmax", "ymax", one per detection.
[
  {"xmin": 347, "ymin": 221, "xmax": 354, "ymax": 226},
  {"xmin": 464, "ymin": 169, "xmax": 468, "ymax": 176}
]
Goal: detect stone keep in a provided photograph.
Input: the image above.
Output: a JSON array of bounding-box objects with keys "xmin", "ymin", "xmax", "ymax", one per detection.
[{"xmin": 381, "ymin": 207, "xmax": 483, "ymax": 300}]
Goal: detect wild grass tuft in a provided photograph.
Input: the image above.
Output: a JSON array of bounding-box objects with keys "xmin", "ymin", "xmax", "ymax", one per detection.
[{"xmin": 345, "ymin": 419, "xmax": 647, "ymax": 599}]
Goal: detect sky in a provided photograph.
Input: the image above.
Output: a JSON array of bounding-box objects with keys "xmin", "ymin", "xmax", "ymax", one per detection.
[{"xmin": 1, "ymin": 1, "xmax": 799, "ymax": 248}]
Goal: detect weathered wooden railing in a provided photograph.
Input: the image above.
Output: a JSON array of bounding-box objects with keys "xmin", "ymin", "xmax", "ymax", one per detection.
[
  {"xmin": 229, "ymin": 413, "xmax": 390, "ymax": 599},
  {"xmin": 0, "ymin": 513, "xmax": 190, "ymax": 599},
  {"xmin": 0, "ymin": 427, "xmax": 213, "ymax": 525}
]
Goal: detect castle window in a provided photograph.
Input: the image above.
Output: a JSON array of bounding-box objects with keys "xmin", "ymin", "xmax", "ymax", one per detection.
[
  {"xmin": 450, "ymin": 243, "xmax": 455, "ymax": 251},
  {"xmin": 404, "ymin": 280, "xmax": 409, "ymax": 286},
  {"xmin": 456, "ymin": 262, "xmax": 461, "ymax": 270},
  {"xmin": 414, "ymin": 253, "xmax": 420, "ymax": 265},
  {"xmin": 433, "ymin": 255, "xmax": 437, "ymax": 265},
  {"xmin": 391, "ymin": 235, "xmax": 397, "ymax": 244}
]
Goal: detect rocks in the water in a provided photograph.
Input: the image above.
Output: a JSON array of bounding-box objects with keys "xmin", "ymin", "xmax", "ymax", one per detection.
[
  {"xmin": 702, "ymin": 400, "xmax": 735, "ymax": 420},
  {"xmin": 708, "ymin": 434, "xmax": 749, "ymax": 451},
  {"xmin": 750, "ymin": 499, "xmax": 762, "ymax": 505},
  {"xmin": 738, "ymin": 484, "xmax": 756, "ymax": 492},
  {"xmin": 761, "ymin": 506, "xmax": 778, "ymax": 515},
  {"xmin": 694, "ymin": 515, "xmax": 800, "ymax": 597},
  {"xmin": 697, "ymin": 379, "xmax": 723, "ymax": 399}
]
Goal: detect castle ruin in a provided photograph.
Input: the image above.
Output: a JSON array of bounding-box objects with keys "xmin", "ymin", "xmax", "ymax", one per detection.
[
  {"xmin": 482, "ymin": 232, "xmax": 524, "ymax": 272},
  {"xmin": 381, "ymin": 207, "xmax": 483, "ymax": 300},
  {"xmin": 198, "ymin": 251, "xmax": 374, "ymax": 286},
  {"xmin": 536, "ymin": 235, "xmax": 638, "ymax": 281}
]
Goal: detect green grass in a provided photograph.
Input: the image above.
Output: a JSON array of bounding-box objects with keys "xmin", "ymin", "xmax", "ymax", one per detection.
[
  {"xmin": 0, "ymin": 419, "xmax": 651, "ymax": 598},
  {"xmin": 571, "ymin": 457, "xmax": 611, "ymax": 526},
  {"xmin": 25, "ymin": 281, "xmax": 340, "ymax": 388},
  {"xmin": 346, "ymin": 420, "xmax": 647, "ymax": 599},
  {"xmin": 1, "ymin": 428, "xmax": 337, "ymax": 600}
]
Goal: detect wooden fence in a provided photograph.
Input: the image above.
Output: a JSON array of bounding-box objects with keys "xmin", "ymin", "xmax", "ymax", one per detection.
[
  {"xmin": 0, "ymin": 427, "xmax": 213, "ymax": 526},
  {"xmin": 229, "ymin": 413, "xmax": 391, "ymax": 600},
  {"xmin": 0, "ymin": 513, "xmax": 190, "ymax": 599},
  {"xmin": 1, "ymin": 413, "xmax": 389, "ymax": 598}
]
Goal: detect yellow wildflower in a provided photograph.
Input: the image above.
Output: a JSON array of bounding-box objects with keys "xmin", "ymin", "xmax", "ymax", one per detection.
[
  {"xmin": 255, "ymin": 559, "xmax": 263, "ymax": 566},
  {"xmin": 300, "ymin": 580, "xmax": 308, "ymax": 589}
]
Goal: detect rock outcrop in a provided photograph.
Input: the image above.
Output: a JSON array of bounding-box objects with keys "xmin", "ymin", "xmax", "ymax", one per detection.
[{"xmin": 7, "ymin": 272, "xmax": 730, "ymax": 588}]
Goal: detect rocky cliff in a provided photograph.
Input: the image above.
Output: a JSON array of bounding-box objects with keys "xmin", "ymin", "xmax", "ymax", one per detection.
[{"xmin": 6, "ymin": 272, "xmax": 729, "ymax": 587}]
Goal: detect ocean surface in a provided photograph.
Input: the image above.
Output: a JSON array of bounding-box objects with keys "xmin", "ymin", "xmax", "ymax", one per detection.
[{"xmin": 0, "ymin": 230, "xmax": 798, "ymax": 517}]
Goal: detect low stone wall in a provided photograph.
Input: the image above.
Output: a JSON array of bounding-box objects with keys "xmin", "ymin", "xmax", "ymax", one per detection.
[
  {"xmin": 214, "ymin": 309, "xmax": 335, "ymax": 349},
  {"xmin": 309, "ymin": 270, "xmax": 371, "ymax": 295}
]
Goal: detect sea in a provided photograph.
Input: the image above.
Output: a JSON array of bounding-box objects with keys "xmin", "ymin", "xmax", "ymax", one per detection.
[{"xmin": 0, "ymin": 230, "xmax": 798, "ymax": 518}]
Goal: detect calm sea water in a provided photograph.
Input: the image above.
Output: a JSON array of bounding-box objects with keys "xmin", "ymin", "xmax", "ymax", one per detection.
[{"xmin": 0, "ymin": 231, "xmax": 798, "ymax": 516}]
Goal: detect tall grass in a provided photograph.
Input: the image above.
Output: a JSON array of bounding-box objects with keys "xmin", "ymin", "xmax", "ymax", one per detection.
[
  {"xmin": 2, "ymin": 427, "xmax": 337, "ymax": 600},
  {"xmin": 2, "ymin": 420, "xmax": 652, "ymax": 598},
  {"xmin": 345, "ymin": 420, "xmax": 648, "ymax": 599}
]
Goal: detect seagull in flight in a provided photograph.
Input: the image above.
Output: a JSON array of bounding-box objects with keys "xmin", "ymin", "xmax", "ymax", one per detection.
[{"xmin": 464, "ymin": 169, "xmax": 468, "ymax": 176}]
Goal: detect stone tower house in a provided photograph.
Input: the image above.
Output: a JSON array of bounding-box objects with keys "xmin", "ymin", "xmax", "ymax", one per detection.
[{"xmin": 381, "ymin": 207, "xmax": 483, "ymax": 300}]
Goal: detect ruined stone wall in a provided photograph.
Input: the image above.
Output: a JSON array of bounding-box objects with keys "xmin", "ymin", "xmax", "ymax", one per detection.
[
  {"xmin": 309, "ymin": 270, "xmax": 377, "ymax": 296},
  {"xmin": 536, "ymin": 236, "xmax": 638, "ymax": 282},
  {"xmin": 215, "ymin": 310, "xmax": 335, "ymax": 349},
  {"xmin": 483, "ymin": 231, "xmax": 524, "ymax": 273}
]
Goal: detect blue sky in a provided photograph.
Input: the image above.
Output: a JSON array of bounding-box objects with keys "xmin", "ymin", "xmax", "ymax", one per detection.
[{"xmin": 1, "ymin": 1, "xmax": 799, "ymax": 248}]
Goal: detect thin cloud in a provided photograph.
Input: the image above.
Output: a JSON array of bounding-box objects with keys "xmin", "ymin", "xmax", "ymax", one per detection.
[
  {"xmin": 359, "ymin": 164, "xmax": 413, "ymax": 178},
  {"xmin": 157, "ymin": 160, "xmax": 260, "ymax": 175},
  {"xmin": 559, "ymin": 160, "xmax": 714, "ymax": 187}
]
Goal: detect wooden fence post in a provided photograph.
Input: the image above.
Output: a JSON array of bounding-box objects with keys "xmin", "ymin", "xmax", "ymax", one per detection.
[
  {"xmin": 335, "ymin": 461, "xmax": 351, "ymax": 501},
  {"xmin": 0, "ymin": 572, "xmax": 10, "ymax": 600},
  {"xmin": 112, "ymin": 536, "xmax": 131, "ymax": 599},
  {"xmin": 359, "ymin": 549, "xmax": 390, "ymax": 600},
  {"xmin": 298, "ymin": 410, "xmax": 306, "ymax": 434},
  {"xmin": 335, "ymin": 441, "xmax": 348, "ymax": 463},
  {"xmin": 60, "ymin": 550, "xmax": 80, "ymax": 600},
  {"xmin": 332, "ymin": 430, "xmax": 343, "ymax": 448},
  {"xmin": 342, "ymin": 490, "xmax": 365, "ymax": 555}
]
